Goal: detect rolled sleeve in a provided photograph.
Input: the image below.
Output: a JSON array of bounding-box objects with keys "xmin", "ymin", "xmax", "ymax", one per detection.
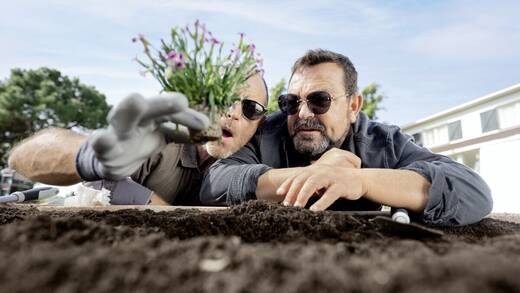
[
  {"xmin": 200, "ymin": 137, "xmax": 271, "ymax": 206},
  {"xmin": 391, "ymin": 131, "xmax": 492, "ymax": 226},
  {"xmin": 202, "ymin": 162, "xmax": 272, "ymax": 205}
]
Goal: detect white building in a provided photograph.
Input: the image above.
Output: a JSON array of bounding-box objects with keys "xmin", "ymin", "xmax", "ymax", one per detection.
[{"xmin": 401, "ymin": 84, "xmax": 520, "ymax": 213}]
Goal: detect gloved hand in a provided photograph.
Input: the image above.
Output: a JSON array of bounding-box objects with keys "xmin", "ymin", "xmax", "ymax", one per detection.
[{"xmin": 87, "ymin": 92, "xmax": 209, "ymax": 180}]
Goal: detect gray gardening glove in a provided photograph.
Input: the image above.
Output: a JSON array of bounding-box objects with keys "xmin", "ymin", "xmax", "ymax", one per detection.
[{"xmin": 87, "ymin": 92, "xmax": 208, "ymax": 180}]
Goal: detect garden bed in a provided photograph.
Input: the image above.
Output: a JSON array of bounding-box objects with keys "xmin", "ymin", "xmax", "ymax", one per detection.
[{"xmin": 0, "ymin": 201, "xmax": 519, "ymax": 292}]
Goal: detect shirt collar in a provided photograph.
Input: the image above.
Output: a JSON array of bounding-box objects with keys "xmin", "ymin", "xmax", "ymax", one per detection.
[{"xmin": 179, "ymin": 143, "xmax": 199, "ymax": 169}]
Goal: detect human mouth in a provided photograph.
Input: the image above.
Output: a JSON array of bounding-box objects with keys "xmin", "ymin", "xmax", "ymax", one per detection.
[
  {"xmin": 221, "ymin": 127, "xmax": 234, "ymax": 140},
  {"xmin": 296, "ymin": 127, "xmax": 322, "ymax": 134}
]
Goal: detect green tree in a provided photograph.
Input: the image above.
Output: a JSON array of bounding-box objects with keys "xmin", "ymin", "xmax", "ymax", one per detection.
[
  {"xmin": 361, "ymin": 83, "xmax": 385, "ymax": 120},
  {"xmin": 0, "ymin": 67, "xmax": 111, "ymax": 165},
  {"xmin": 267, "ymin": 78, "xmax": 286, "ymax": 114}
]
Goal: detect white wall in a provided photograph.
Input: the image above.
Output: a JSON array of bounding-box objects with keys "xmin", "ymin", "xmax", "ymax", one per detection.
[
  {"xmin": 403, "ymin": 88, "xmax": 520, "ymax": 144},
  {"xmin": 480, "ymin": 135, "xmax": 520, "ymax": 213}
]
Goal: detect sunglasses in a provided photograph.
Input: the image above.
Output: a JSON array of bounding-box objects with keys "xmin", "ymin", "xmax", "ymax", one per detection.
[
  {"xmin": 228, "ymin": 99, "xmax": 266, "ymax": 121},
  {"xmin": 278, "ymin": 91, "xmax": 347, "ymax": 115}
]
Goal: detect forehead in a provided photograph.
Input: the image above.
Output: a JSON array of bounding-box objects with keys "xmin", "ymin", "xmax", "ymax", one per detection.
[
  {"xmin": 288, "ymin": 63, "xmax": 344, "ymax": 95},
  {"xmin": 238, "ymin": 73, "xmax": 268, "ymax": 106}
]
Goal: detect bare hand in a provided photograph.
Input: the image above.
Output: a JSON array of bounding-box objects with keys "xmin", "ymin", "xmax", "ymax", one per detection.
[
  {"xmin": 277, "ymin": 165, "xmax": 366, "ymax": 211},
  {"xmin": 312, "ymin": 148, "xmax": 361, "ymax": 169}
]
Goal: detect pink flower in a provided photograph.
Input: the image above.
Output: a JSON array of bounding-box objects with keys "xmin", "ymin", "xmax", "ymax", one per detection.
[
  {"xmin": 166, "ymin": 50, "xmax": 186, "ymax": 71},
  {"xmin": 167, "ymin": 50, "xmax": 177, "ymax": 60},
  {"xmin": 132, "ymin": 33, "xmax": 145, "ymax": 43}
]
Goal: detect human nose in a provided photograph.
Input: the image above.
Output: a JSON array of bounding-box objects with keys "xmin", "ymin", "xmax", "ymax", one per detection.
[
  {"xmin": 298, "ymin": 100, "xmax": 314, "ymax": 119},
  {"xmin": 225, "ymin": 102, "xmax": 240, "ymax": 120}
]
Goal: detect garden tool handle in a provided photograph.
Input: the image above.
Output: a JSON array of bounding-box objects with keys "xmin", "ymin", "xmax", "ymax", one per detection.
[{"xmin": 0, "ymin": 187, "xmax": 59, "ymax": 203}]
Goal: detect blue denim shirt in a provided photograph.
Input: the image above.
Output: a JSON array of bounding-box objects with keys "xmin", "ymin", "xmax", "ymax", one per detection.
[{"xmin": 200, "ymin": 111, "xmax": 493, "ymax": 226}]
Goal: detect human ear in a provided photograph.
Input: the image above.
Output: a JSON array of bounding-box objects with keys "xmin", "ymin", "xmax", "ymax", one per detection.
[{"xmin": 349, "ymin": 94, "xmax": 363, "ymax": 123}]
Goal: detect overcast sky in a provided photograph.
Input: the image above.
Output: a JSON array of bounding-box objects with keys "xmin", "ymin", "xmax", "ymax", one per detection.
[{"xmin": 1, "ymin": 0, "xmax": 519, "ymax": 125}]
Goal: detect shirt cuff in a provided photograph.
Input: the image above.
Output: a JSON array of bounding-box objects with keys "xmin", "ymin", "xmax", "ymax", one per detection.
[
  {"xmin": 400, "ymin": 161, "xmax": 459, "ymax": 226},
  {"xmin": 226, "ymin": 164, "xmax": 272, "ymax": 205},
  {"xmin": 75, "ymin": 139, "xmax": 103, "ymax": 182}
]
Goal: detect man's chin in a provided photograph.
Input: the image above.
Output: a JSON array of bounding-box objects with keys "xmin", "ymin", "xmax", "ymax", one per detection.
[
  {"xmin": 205, "ymin": 141, "xmax": 235, "ymax": 159},
  {"xmin": 293, "ymin": 136, "xmax": 330, "ymax": 159}
]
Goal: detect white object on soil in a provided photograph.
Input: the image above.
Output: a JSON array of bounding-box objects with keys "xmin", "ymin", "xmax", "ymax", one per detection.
[{"xmin": 63, "ymin": 183, "xmax": 111, "ymax": 206}]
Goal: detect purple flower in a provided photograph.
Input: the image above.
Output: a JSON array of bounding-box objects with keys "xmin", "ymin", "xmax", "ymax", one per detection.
[
  {"xmin": 132, "ymin": 33, "xmax": 145, "ymax": 43},
  {"xmin": 210, "ymin": 38, "xmax": 220, "ymax": 45},
  {"xmin": 195, "ymin": 19, "xmax": 200, "ymax": 28},
  {"xmin": 248, "ymin": 44, "xmax": 256, "ymax": 52},
  {"xmin": 166, "ymin": 50, "xmax": 186, "ymax": 72},
  {"xmin": 167, "ymin": 50, "xmax": 177, "ymax": 60}
]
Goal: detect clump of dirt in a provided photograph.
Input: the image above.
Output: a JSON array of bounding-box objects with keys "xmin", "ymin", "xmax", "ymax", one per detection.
[{"xmin": 0, "ymin": 201, "xmax": 519, "ymax": 293}]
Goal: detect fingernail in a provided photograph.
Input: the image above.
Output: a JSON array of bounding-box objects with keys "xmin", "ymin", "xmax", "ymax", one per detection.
[
  {"xmin": 276, "ymin": 188, "xmax": 284, "ymax": 195},
  {"xmin": 294, "ymin": 202, "xmax": 301, "ymax": 208}
]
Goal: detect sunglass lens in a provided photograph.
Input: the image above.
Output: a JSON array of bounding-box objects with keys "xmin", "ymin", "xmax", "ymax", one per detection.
[
  {"xmin": 307, "ymin": 91, "xmax": 332, "ymax": 114},
  {"xmin": 242, "ymin": 100, "xmax": 265, "ymax": 120},
  {"xmin": 278, "ymin": 94, "xmax": 300, "ymax": 115}
]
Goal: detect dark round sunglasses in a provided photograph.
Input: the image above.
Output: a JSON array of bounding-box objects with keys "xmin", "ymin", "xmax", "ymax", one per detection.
[
  {"xmin": 229, "ymin": 99, "xmax": 266, "ymax": 121},
  {"xmin": 278, "ymin": 91, "xmax": 346, "ymax": 115}
]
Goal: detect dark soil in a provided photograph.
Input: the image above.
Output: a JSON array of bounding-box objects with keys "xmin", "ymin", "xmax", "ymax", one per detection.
[{"xmin": 0, "ymin": 201, "xmax": 519, "ymax": 293}]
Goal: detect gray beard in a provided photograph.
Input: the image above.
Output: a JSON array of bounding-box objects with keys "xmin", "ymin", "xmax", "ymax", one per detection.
[
  {"xmin": 291, "ymin": 117, "xmax": 349, "ymax": 160},
  {"xmin": 293, "ymin": 133, "xmax": 334, "ymax": 160}
]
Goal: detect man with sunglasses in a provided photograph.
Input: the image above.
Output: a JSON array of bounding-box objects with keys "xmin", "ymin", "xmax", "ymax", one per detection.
[
  {"xmin": 9, "ymin": 73, "xmax": 268, "ymax": 205},
  {"xmin": 200, "ymin": 49, "xmax": 492, "ymax": 226}
]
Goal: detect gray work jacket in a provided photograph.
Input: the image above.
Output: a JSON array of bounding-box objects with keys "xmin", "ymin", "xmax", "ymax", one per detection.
[{"xmin": 200, "ymin": 111, "xmax": 493, "ymax": 226}]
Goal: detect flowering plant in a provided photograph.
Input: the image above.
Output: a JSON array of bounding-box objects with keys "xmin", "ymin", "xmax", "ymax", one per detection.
[{"xmin": 134, "ymin": 20, "xmax": 262, "ymax": 140}]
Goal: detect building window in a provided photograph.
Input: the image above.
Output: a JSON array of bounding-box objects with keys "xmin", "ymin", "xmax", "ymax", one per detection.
[
  {"xmin": 480, "ymin": 109, "xmax": 499, "ymax": 133},
  {"xmin": 498, "ymin": 101, "xmax": 520, "ymax": 129},
  {"xmin": 448, "ymin": 120, "xmax": 462, "ymax": 141},
  {"xmin": 412, "ymin": 133, "xmax": 423, "ymax": 146},
  {"xmin": 424, "ymin": 125, "xmax": 449, "ymax": 146}
]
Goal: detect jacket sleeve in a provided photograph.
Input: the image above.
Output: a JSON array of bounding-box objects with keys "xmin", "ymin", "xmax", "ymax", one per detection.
[
  {"xmin": 75, "ymin": 139, "xmax": 103, "ymax": 181},
  {"xmin": 199, "ymin": 139, "xmax": 272, "ymax": 206},
  {"xmin": 389, "ymin": 129, "xmax": 493, "ymax": 226}
]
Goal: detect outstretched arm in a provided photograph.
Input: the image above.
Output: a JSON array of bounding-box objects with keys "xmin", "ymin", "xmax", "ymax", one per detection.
[{"xmin": 8, "ymin": 128, "xmax": 86, "ymax": 185}]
